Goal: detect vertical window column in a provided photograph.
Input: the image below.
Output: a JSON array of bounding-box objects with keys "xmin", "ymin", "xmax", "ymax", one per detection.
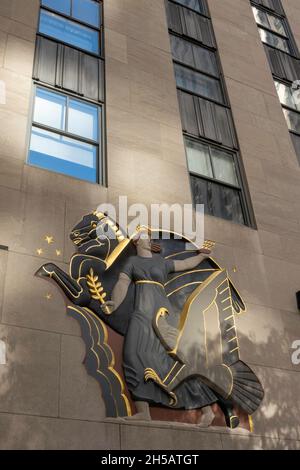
[
  {"xmin": 165, "ymin": 0, "xmax": 254, "ymax": 226},
  {"xmin": 28, "ymin": 0, "xmax": 106, "ymax": 184},
  {"xmin": 251, "ymin": 0, "xmax": 300, "ymax": 165}
]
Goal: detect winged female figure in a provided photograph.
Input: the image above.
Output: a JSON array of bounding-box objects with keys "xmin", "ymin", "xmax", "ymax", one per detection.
[{"xmin": 36, "ymin": 212, "xmax": 264, "ymax": 428}]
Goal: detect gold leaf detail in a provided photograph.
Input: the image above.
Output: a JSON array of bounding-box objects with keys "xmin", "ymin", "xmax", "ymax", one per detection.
[{"xmin": 86, "ymin": 268, "xmax": 107, "ymax": 305}]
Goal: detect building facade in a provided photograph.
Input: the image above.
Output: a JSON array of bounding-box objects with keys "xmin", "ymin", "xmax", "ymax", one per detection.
[{"xmin": 0, "ymin": 0, "xmax": 300, "ymax": 450}]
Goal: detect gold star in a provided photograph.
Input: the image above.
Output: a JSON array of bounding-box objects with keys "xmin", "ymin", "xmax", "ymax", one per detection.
[
  {"xmin": 45, "ymin": 293, "xmax": 52, "ymax": 300},
  {"xmin": 45, "ymin": 235, "xmax": 54, "ymax": 245},
  {"xmin": 55, "ymin": 249, "xmax": 62, "ymax": 257},
  {"xmin": 36, "ymin": 248, "xmax": 43, "ymax": 256}
]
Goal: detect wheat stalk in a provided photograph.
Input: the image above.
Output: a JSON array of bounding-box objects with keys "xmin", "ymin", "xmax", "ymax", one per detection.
[{"xmin": 86, "ymin": 268, "xmax": 107, "ymax": 304}]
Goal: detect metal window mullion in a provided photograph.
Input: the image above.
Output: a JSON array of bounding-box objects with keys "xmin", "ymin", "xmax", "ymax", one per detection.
[
  {"xmin": 258, "ymin": 23, "xmax": 289, "ymax": 41},
  {"xmin": 40, "ymin": 5, "xmax": 101, "ymax": 32},
  {"xmin": 173, "ymin": 58, "xmax": 220, "ymax": 80},
  {"xmin": 169, "ymin": 0, "xmax": 210, "ymax": 20},
  {"xmin": 32, "ymin": 121, "xmax": 99, "ymax": 146},
  {"xmin": 169, "ymin": 30, "xmax": 217, "ymax": 53},
  {"xmin": 207, "ymin": 145, "xmax": 215, "ymax": 180},
  {"xmin": 176, "ymin": 84, "xmax": 226, "ymax": 108},
  {"xmin": 65, "ymin": 95, "xmax": 70, "ymax": 133},
  {"xmin": 189, "ymin": 171, "xmax": 241, "ymax": 191}
]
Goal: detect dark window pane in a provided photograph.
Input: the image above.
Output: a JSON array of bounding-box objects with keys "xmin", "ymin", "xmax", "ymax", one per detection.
[
  {"xmin": 42, "ymin": 0, "xmax": 71, "ymax": 15},
  {"xmin": 177, "ymin": 91, "xmax": 199, "ymax": 135},
  {"xmin": 81, "ymin": 54, "xmax": 104, "ymax": 101},
  {"xmin": 62, "ymin": 46, "xmax": 80, "ymax": 92},
  {"xmin": 29, "ymin": 127, "xmax": 97, "ymax": 183},
  {"xmin": 213, "ymin": 105, "xmax": 237, "ymax": 148},
  {"xmin": 197, "ymin": 98, "xmax": 217, "ymax": 141},
  {"xmin": 170, "ymin": 35, "xmax": 194, "ymax": 67},
  {"xmin": 190, "ymin": 176, "xmax": 245, "ymax": 224},
  {"xmin": 290, "ymin": 133, "xmax": 300, "ymax": 165},
  {"xmin": 193, "ymin": 44, "xmax": 218, "ymax": 76},
  {"xmin": 39, "ymin": 9, "xmax": 99, "ymax": 54},
  {"xmin": 174, "ymin": 64, "xmax": 223, "ymax": 102},
  {"xmin": 33, "ymin": 36, "xmax": 58, "ymax": 86},
  {"xmin": 72, "ymin": 0, "xmax": 100, "ymax": 28},
  {"xmin": 173, "ymin": 0, "xmax": 206, "ymax": 15},
  {"xmin": 170, "ymin": 35, "xmax": 218, "ymax": 76},
  {"xmin": 283, "ymin": 109, "xmax": 300, "ymax": 133},
  {"xmin": 166, "ymin": 2, "xmax": 183, "ymax": 34},
  {"xmin": 258, "ymin": 28, "xmax": 290, "ymax": 53}
]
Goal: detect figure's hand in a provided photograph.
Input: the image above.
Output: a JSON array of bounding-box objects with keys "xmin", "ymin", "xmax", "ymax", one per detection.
[
  {"xmin": 101, "ymin": 301, "xmax": 115, "ymax": 315},
  {"xmin": 151, "ymin": 242, "xmax": 161, "ymax": 253},
  {"xmin": 198, "ymin": 248, "xmax": 212, "ymax": 255}
]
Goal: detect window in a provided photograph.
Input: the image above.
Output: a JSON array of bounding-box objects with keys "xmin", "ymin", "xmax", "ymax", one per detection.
[
  {"xmin": 290, "ymin": 133, "xmax": 300, "ymax": 164},
  {"xmin": 275, "ymin": 80, "xmax": 300, "ymax": 110},
  {"xmin": 186, "ymin": 139, "xmax": 238, "ymax": 186},
  {"xmin": 283, "ymin": 109, "xmax": 300, "ymax": 134},
  {"xmin": 172, "ymin": 0, "xmax": 207, "ymax": 15},
  {"xmin": 165, "ymin": 0, "xmax": 253, "ymax": 226},
  {"xmin": 258, "ymin": 28, "xmax": 290, "ymax": 53},
  {"xmin": 28, "ymin": 87, "xmax": 100, "ymax": 183},
  {"xmin": 41, "ymin": 0, "xmax": 101, "ymax": 27},
  {"xmin": 174, "ymin": 63, "xmax": 223, "ymax": 102},
  {"xmin": 251, "ymin": 0, "xmax": 300, "ymax": 166},
  {"xmin": 170, "ymin": 35, "xmax": 218, "ymax": 76},
  {"xmin": 186, "ymin": 139, "xmax": 244, "ymax": 224},
  {"xmin": 39, "ymin": 1, "xmax": 101, "ymax": 54},
  {"xmin": 252, "ymin": 0, "xmax": 283, "ymax": 15},
  {"xmin": 252, "ymin": 5, "xmax": 291, "ymax": 53},
  {"xmin": 252, "ymin": 6, "xmax": 286, "ymax": 35}
]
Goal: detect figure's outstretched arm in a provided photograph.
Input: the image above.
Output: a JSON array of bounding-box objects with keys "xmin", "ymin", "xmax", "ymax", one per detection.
[
  {"xmin": 101, "ymin": 273, "xmax": 131, "ymax": 314},
  {"xmin": 173, "ymin": 249, "xmax": 211, "ymax": 273}
]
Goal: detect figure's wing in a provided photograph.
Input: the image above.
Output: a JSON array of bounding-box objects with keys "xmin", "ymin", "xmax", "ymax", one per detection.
[
  {"xmin": 150, "ymin": 231, "xmax": 246, "ymax": 316},
  {"xmin": 67, "ymin": 305, "xmax": 132, "ymax": 417}
]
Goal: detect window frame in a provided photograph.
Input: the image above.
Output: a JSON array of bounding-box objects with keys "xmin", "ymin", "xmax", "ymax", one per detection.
[
  {"xmin": 38, "ymin": 0, "xmax": 103, "ymax": 58},
  {"xmin": 169, "ymin": 0, "xmax": 209, "ymax": 19},
  {"xmin": 184, "ymin": 136, "xmax": 250, "ymax": 225},
  {"xmin": 251, "ymin": 1, "xmax": 299, "ymax": 58},
  {"xmin": 174, "ymin": 62, "xmax": 225, "ymax": 105},
  {"xmin": 169, "ymin": 30, "xmax": 229, "ymax": 107},
  {"xmin": 273, "ymin": 77, "xmax": 300, "ymax": 148},
  {"xmin": 166, "ymin": 0, "xmax": 256, "ymax": 227},
  {"xmin": 170, "ymin": 32, "xmax": 220, "ymax": 77},
  {"xmin": 28, "ymin": 84, "xmax": 104, "ymax": 184}
]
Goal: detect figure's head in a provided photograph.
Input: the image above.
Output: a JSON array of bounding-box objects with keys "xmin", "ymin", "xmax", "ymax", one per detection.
[
  {"xmin": 132, "ymin": 228, "xmax": 161, "ymax": 254},
  {"xmin": 70, "ymin": 211, "xmax": 105, "ymax": 247}
]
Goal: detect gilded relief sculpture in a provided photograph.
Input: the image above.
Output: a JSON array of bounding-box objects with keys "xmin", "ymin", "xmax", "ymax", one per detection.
[{"xmin": 36, "ymin": 212, "xmax": 264, "ymax": 429}]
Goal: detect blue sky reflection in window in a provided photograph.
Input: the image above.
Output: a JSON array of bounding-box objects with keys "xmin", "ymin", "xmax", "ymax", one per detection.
[
  {"xmin": 39, "ymin": 8, "xmax": 99, "ymax": 53},
  {"xmin": 29, "ymin": 88, "xmax": 99, "ymax": 183},
  {"xmin": 41, "ymin": 0, "xmax": 100, "ymax": 27}
]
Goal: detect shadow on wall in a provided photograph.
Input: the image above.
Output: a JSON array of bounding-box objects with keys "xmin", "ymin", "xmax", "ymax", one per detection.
[
  {"xmin": 0, "ymin": 314, "xmax": 300, "ymax": 449},
  {"xmin": 237, "ymin": 329, "xmax": 300, "ymax": 443}
]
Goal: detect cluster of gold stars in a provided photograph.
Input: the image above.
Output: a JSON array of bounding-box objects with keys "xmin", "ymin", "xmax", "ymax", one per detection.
[
  {"xmin": 36, "ymin": 235, "xmax": 63, "ymax": 302},
  {"xmin": 36, "ymin": 235, "xmax": 62, "ymax": 258}
]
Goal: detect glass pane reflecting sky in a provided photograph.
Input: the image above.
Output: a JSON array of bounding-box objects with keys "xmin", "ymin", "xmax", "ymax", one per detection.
[{"xmin": 39, "ymin": 9, "xmax": 99, "ymax": 54}]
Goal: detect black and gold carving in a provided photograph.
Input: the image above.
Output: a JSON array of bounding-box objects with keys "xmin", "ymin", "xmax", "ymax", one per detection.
[{"xmin": 36, "ymin": 212, "xmax": 264, "ymax": 427}]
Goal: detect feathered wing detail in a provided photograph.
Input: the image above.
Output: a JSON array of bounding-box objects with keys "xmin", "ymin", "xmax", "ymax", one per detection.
[
  {"xmin": 150, "ymin": 234, "xmax": 264, "ymax": 415},
  {"xmin": 67, "ymin": 305, "xmax": 132, "ymax": 417}
]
